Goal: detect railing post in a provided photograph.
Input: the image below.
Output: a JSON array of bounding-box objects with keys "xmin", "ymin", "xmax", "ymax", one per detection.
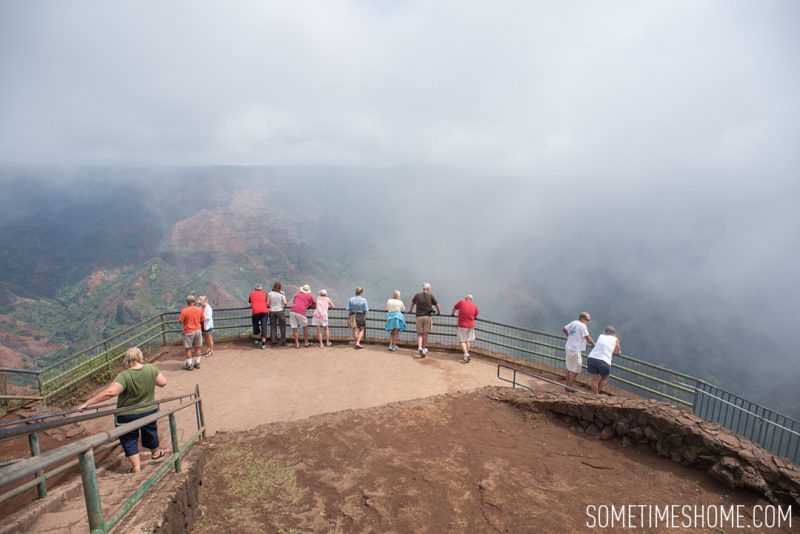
[
  {"xmin": 194, "ymin": 384, "xmax": 206, "ymax": 439},
  {"xmin": 78, "ymin": 448, "xmax": 106, "ymax": 534},
  {"xmin": 0, "ymin": 371, "xmax": 6, "ymax": 410},
  {"xmin": 160, "ymin": 313, "xmax": 167, "ymax": 346},
  {"xmin": 169, "ymin": 413, "xmax": 182, "ymax": 473},
  {"xmin": 28, "ymin": 432, "xmax": 47, "ymax": 498},
  {"xmin": 691, "ymin": 380, "xmax": 700, "ymax": 415},
  {"xmin": 103, "ymin": 341, "xmax": 111, "ymax": 373},
  {"xmin": 37, "ymin": 374, "xmax": 47, "ymax": 407}
]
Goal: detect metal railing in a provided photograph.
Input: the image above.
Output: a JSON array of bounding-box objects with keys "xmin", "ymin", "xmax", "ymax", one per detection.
[
  {"xmin": 1, "ymin": 306, "xmax": 797, "ymax": 463},
  {"xmin": 0, "ymin": 386, "xmax": 206, "ymax": 533}
]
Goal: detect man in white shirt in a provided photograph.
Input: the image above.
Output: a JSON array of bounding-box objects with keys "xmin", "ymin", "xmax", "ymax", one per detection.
[
  {"xmin": 562, "ymin": 312, "xmax": 595, "ymax": 389},
  {"xmin": 268, "ymin": 282, "xmax": 288, "ymax": 346}
]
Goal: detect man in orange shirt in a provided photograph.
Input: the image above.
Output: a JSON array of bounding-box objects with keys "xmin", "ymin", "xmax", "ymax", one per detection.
[{"xmin": 178, "ymin": 295, "xmax": 205, "ymax": 370}]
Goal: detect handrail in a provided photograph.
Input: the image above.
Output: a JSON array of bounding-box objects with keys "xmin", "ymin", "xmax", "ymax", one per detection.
[
  {"xmin": 497, "ymin": 364, "xmax": 584, "ymax": 393},
  {"xmin": 0, "ymin": 388, "xmax": 206, "ymax": 533},
  {"xmin": 3, "ymin": 305, "xmax": 797, "ymax": 463},
  {"xmin": 0, "ymin": 393, "xmax": 199, "ymax": 441}
]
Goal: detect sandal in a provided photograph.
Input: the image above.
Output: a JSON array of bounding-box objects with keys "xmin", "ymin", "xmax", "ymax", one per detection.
[
  {"xmin": 304, "ymin": 343, "xmax": 312, "ymax": 348},
  {"xmin": 151, "ymin": 450, "xmax": 166, "ymax": 461}
]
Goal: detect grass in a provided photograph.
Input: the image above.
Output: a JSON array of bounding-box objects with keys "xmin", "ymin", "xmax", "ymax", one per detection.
[{"xmin": 195, "ymin": 442, "xmax": 303, "ymax": 532}]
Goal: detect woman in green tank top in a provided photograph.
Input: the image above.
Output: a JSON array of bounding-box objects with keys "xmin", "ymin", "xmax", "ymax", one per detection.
[{"xmin": 79, "ymin": 347, "xmax": 168, "ymax": 473}]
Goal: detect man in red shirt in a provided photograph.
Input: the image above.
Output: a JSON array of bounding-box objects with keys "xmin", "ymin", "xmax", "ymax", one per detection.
[
  {"xmin": 249, "ymin": 284, "xmax": 269, "ymax": 349},
  {"xmin": 178, "ymin": 295, "xmax": 205, "ymax": 370},
  {"xmin": 451, "ymin": 294, "xmax": 479, "ymax": 363}
]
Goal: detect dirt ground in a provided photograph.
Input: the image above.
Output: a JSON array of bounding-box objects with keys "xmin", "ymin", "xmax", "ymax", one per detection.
[{"xmin": 194, "ymin": 387, "xmax": 795, "ymax": 533}]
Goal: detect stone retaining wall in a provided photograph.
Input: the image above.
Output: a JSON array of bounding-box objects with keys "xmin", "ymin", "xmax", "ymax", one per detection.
[
  {"xmin": 489, "ymin": 388, "xmax": 800, "ymax": 509},
  {"xmin": 112, "ymin": 446, "xmax": 206, "ymax": 533}
]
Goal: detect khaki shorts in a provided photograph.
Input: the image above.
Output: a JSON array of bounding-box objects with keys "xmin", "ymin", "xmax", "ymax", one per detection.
[
  {"xmin": 183, "ymin": 330, "xmax": 203, "ymax": 349},
  {"xmin": 289, "ymin": 312, "xmax": 308, "ymax": 329},
  {"xmin": 565, "ymin": 349, "xmax": 582, "ymax": 373},
  {"xmin": 347, "ymin": 313, "xmax": 357, "ymax": 328},
  {"xmin": 416, "ymin": 315, "xmax": 433, "ymax": 334},
  {"xmin": 457, "ymin": 327, "xmax": 475, "ymax": 343}
]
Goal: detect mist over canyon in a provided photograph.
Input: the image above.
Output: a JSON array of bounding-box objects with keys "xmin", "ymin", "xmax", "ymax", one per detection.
[{"xmin": 0, "ymin": 164, "xmax": 797, "ymax": 416}]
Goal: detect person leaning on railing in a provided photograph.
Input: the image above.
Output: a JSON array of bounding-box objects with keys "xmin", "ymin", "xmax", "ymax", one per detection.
[
  {"xmin": 587, "ymin": 326, "xmax": 621, "ymax": 395},
  {"xmin": 78, "ymin": 347, "xmax": 168, "ymax": 474}
]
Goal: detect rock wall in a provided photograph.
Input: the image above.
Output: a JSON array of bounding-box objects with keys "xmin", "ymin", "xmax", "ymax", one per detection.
[
  {"xmin": 489, "ymin": 388, "xmax": 800, "ymax": 509},
  {"xmin": 112, "ymin": 446, "xmax": 206, "ymax": 533}
]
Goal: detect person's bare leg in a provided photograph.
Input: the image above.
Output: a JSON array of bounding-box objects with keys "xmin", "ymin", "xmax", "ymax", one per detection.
[
  {"xmin": 598, "ymin": 375, "xmax": 610, "ymax": 394},
  {"xmin": 303, "ymin": 326, "xmax": 309, "ymax": 346},
  {"xmin": 460, "ymin": 341, "xmax": 468, "ymax": 353},
  {"xmin": 590, "ymin": 374, "xmax": 600, "ymax": 394},
  {"xmin": 325, "ymin": 325, "xmax": 331, "ymax": 346},
  {"xmin": 565, "ymin": 370, "xmax": 575, "ymax": 388},
  {"xmin": 294, "ymin": 327, "xmax": 300, "ymax": 348},
  {"xmin": 355, "ymin": 327, "xmax": 364, "ymax": 347},
  {"xmin": 422, "ymin": 333, "xmax": 429, "ymax": 349},
  {"xmin": 317, "ymin": 325, "xmax": 323, "ymax": 348},
  {"xmin": 128, "ymin": 453, "xmax": 142, "ymax": 473},
  {"xmin": 352, "ymin": 327, "xmax": 358, "ymax": 343},
  {"xmin": 417, "ymin": 333, "xmax": 424, "ymax": 351}
]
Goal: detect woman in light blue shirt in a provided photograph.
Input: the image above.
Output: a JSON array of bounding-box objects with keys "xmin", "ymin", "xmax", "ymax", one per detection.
[{"xmin": 346, "ymin": 287, "xmax": 369, "ymax": 349}]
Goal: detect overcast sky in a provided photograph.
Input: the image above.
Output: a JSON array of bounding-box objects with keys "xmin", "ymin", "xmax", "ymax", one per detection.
[{"xmin": 1, "ymin": 1, "xmax": 798, "ymax": 177}]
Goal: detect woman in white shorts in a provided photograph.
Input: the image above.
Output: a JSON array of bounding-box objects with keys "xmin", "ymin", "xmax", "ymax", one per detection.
[{"xmin": 312, "ymin": 289, "xmax": 335, "ymax": 348}]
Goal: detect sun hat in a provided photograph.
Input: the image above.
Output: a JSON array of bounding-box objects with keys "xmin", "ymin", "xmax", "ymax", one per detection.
[{"xmin": 300, "ymin": 284, "xmax": 311, "ymax": 293}]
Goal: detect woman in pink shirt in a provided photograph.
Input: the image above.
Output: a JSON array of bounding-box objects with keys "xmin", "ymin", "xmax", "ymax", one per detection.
[
  {"xmin": 290, "ymin": 284, "xmax": 316, "ymax": 348},
  {"xmin": 312, "ymin": 289, "xmax": 335, "ymax": 348}
]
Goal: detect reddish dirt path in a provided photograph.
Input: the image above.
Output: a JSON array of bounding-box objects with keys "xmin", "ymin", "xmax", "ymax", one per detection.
[
  {"xmin": 195, "ymin": 388, "xmax": 795, "ymax": 533},
  {"xmin": 157, "ymin": 340, "xmax": 559, "ymax": 436}
]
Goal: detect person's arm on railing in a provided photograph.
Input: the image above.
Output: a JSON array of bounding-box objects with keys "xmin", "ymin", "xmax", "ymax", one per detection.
[{"xmin": 79, "ymin": 382, "xmax": 124, "ymax": 410}]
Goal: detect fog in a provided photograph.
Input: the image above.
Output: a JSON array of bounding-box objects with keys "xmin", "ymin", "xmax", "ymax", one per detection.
[{"xmin": 1, "ymin": 3, "xmax": 798, "ymax": 408}]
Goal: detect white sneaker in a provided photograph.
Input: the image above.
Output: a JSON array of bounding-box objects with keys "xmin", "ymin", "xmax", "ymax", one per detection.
[
  {"xmin": 422, "ymin": 348, "xmax": 429, "ymax": 356},
  {"xmin": 463, "ymin": 353, "xmax": 470, "ymax": 363},
  {"xmin": 418, "ymin": 348, "xmax": 425, "ymax": 357}
]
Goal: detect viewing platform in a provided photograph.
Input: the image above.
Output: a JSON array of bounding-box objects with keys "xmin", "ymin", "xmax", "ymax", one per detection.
[{"xmin": 1, "ymin": 310, "xmax": 799, "ymax": 532}]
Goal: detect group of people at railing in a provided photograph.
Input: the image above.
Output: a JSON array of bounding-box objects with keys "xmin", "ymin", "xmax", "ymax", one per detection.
[
  {"xmin": 242, "ymin": 281, "xmax": 480, "ymax": 362},
  {"xmin": 175, "ymin": 280, "xmax": 622, "ymax": 395}
]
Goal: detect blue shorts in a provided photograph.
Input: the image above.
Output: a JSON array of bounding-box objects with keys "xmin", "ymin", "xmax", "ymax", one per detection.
[
  {"xmin": 587, "ymin": 358, "xmax": 611, "ymax": 377},
  {"xmin": 116, "ymin": 409, "xmax": 159, "ymax": 457},
  {"xmin": 202, "ymin": 327, "xmax": 213, "ymax": 334}
]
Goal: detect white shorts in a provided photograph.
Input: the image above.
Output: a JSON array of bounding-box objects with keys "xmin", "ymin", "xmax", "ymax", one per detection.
[
  {"xmin": 311, "ymin": 317, "xmax": 328, "ymax": 326},
  {"xmin": 457, "ymin": 327, "xmax": 475, "ymax": 343},
  {"xmin": 565, "ymin": 349, "xmax": 582, "ymax": 373},
  {"xmin": 289, "ymin": 312, "xmax": 308, "ymax": 328}
]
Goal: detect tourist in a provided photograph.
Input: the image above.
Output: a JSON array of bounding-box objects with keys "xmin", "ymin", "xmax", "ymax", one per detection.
[
  {"xmin": 178, "ymin": 295, "xmax": 204, "ymax": 370},
  {"xmin": 312, "ymin": 289, "xmax": 335, "ymax": 348},
  {"xmin": 451, "ymin": 294, "xmax": 479, "ymax": 363},
  {"xmin": 79, "ymin": 347, "xmax": 167, "ymax": 473},
  {"xmin": 346, "ymin": 287, "xmax": 369, "ymax": 349},
  {"xmin": 587, "ymin": 325, "xmax": 621, "ymax": 395},
  {"xmin": 562, "ymin": 312, "xmax": 595, "ymax": 389},
  {"xmin": 268, "ymin": 281, "xmax": 288, "ymax": 346},
  {"xmin": 290, "ymin": 284, "xmax": 316, "ymax": 348},
  {"xmin": 249, "ymin": 284, "xmax": 269, "ymax": 349},
  {"xmin": 409, "ymin": 282, "xmax": 441, "ymax": 358},
  {"xmin": 197, "ymin": 296, "xmax": 214, "ymax": 358},
  {"xmin": 385, "ymin": 290, "xmax": 406, "ymax": 352}
]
